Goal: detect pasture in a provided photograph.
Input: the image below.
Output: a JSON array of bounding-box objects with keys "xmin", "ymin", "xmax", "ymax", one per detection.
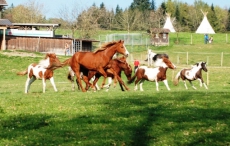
[{"xmin": 1, "ymin": 36, "xmax": 230, "ymax": 145}]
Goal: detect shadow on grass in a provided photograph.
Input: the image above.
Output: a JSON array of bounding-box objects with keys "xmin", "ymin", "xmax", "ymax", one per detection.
[{"xmin": 0, "ymin": 92, "xmax": 230, "ymax": 145}]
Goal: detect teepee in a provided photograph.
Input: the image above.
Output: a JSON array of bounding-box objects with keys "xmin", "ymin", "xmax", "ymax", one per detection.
[
  {"xmin": 196, "ymin": 10, "xmax": 215, "ymax": 34},
  {"xmin": 163, "ymin": 13, "xmax": 176, "ymax": 33}
]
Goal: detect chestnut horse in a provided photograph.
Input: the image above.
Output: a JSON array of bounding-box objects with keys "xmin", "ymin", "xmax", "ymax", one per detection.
[
  {"xmin": 92, "ymin": 56, "xmax": 133, "ymax": 91},
  {"xmin": 62, "ymin": 40, "xmax": 129, "ymax": 92},
  {"xmin": 128, "ymin": 56, "xmax": 176, "ymax": 91},
  {"xmin": 67, "ymin": 66, "xmax": 100, "ymax": 91},
  {"xmin": 67, "ymin": 56, "xmax": 132, "ymax": 92},
  {"xmin": 17, "ymin": 53, "xmax": 62, "ymax": 93},
  {"xmin": 174, "ymin": 62, "xmax": 208, "ymax": 90}
]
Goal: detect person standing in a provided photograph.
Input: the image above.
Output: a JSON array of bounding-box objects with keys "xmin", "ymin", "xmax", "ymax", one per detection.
[
  {"xmin": 134, "ymin": 58, "xmax": 140, "ymax": 73},
  {"xmin": 65, "ymin": 43, "xmax": 70, "ymax": 56},
  {"xmin": 204, "ymin": 34, "xmax": 209, "ymax": 44}
]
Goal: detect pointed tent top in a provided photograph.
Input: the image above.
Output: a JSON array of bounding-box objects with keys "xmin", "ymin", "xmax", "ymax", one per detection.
[
  {"xmin": 196, "ymin": 10, "xmax": 215, "ymax": 34},
  {"xmin": 163, "ymin": 13, "xmax": 176, "ymax": 33}
]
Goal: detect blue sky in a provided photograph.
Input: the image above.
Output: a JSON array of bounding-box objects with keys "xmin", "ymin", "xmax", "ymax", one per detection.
[{"xmin": 6, "ymin": 0, "xmax": 230, "ymax": 18}]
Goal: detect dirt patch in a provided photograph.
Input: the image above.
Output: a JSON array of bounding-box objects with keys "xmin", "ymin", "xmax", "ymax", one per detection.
[{"xmin": 1, "ymin": 51, "xmax": 37, "ymax": 57}]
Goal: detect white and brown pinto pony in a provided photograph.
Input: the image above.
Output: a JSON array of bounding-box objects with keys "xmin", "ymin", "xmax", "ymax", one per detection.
[
  {"xmin": 145, "ymin": 49, "xmax": 169, "ymax": 66},
  {"xmin": 17, "ymin": 53, "xmax": 62, "ymax": 93},
  {"xmin": 128, "ymin": 56, "xmax": 176, "ymax": 91},
  {"xmin": 174, "ymin": 62, "xmax": 208, "ymax": 90}
]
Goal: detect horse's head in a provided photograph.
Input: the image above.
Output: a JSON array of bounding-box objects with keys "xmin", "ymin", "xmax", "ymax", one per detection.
[
  {"xmin": 124, "ymin": 64, "xmax": 133, "ymax": 80},
  {"xmin": 200, "ymin": 62, "xmax": 208, "ymax": 72},
  {"xmin": 44, "ymin": 53, "xmax": 62, "ymax": 70},
  {"xmin": 115, "ymin": 40, "xmax": 129, "ymax": 57},
  {"xmin": 116, "ymin": 56, "xmax": 132, "ymax": 80},
  {"xmin": 162, "ymin": 57, "xmax": 176, "ymax": 69}
]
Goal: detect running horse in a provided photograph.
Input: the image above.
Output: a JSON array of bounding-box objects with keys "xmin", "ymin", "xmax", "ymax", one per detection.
[
  {"xmin": 92, "ymin": 56, "xmax": 132, "ymax": 91},
  {"xmin": 62, "ymin": 40, "xmax": 129, "ymax": 92},
  {"xmin": 145, "ymin": 49, "xmax": 169, "ymax": 66},
  {"xmin": 128, "ymin": 56, "xmax": 176, "ymax": 91},
  {"xmin": 17, "ymin": 53, "xmax": 63, "ymax": 93},
  {"xmin": 174, "ymin": 62, "xmax": 208, "ymax": 90}
]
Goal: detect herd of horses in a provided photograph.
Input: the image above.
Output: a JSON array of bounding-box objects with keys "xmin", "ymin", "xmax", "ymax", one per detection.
[{"xmin": 17, "ymin": 40, "xmax": 208, "ymax": 93}]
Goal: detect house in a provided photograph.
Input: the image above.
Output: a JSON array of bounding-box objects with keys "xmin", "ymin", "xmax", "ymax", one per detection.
[{"xmin": 147, "ymin": 28, "xmax": 170, "ymax": 46}]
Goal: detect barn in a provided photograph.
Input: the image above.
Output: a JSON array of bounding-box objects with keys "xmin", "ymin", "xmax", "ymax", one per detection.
[{"xmin": 147, "ymin": 28, "xmax": 170, "ymax": 46}]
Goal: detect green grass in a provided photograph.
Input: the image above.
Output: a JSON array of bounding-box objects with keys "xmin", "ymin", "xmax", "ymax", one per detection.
[{"xmin": 1, "ymin": 32, "xmax": 230, "ymax": 145}]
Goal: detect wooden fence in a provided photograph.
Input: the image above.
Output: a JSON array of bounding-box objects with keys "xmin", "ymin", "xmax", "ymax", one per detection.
[{"xmin": 5, "ymin": 36, "xmax": 72, "ymax": 55}]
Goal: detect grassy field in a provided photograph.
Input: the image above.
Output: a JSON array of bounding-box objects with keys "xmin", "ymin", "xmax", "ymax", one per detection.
[{"xmin": 1, "ymin": 32, "xmax": 230, "ymax": 145}]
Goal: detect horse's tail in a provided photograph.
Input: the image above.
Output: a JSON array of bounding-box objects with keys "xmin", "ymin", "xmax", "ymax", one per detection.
[
  {"xmin": 127, "ymin": 74, "xmax": 136, "ymax": 84},
  {"xmin": 17, "ymin": 70, "xmax": 28, "ymax": 76},
  {"xmin": 62, "ymin": 58, "xmax": 71, "ymax": 67},
  {"xmin": 173, "ymin": 70, "xmax": 181, "ymax": 86}
]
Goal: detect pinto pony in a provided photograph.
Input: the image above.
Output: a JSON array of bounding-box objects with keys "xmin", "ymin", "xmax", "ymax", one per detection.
[
  {"xmin": 174, "ymin": 62, "xmax": 208, "ymax": 90},
  {"xmin": 17, "ymin": 53, "xmax": 62, "ymax": 93},
  {"xmin": 62, "ymin": 40, "xmax": 129, "ymax": 92},
  {"xmin": 145, "ymin": 49, "xmax": 169, "ymax": 66},
  {"xmin": 128, "ymin": 56, "xmax": 176, "ymax": 91}
]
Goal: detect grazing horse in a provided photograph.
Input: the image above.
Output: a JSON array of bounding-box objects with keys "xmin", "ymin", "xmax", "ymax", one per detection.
[
  {"xmin": 17, "ymin": 53, "xmax": 62, "ymax": 93},
  {"xmin": 174, "ymin": 62, "xmax": 208, "ymax": 90},
  {"xmin": 128, "ymin": 56, "xmax": 176, "ymax": 91},
  {"xmin": 145, "ymin": 49, "xmax": 169, "ymax": 66},
  {"xmin": 62, "ymin": 40, "xmax": 129, "ymax": 92},
  {"xmin": 92, "ymin": 56, "xmax": 133, "ymax": 91}
]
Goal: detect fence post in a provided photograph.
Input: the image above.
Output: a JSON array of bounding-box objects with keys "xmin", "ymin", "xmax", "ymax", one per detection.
[
  {"xmin": 191, "ymin": 34, "xmax": 192, "ymax": 44},
  {"xmin": 221, "ymin": 52, "xmax": 223, "ymax": 67},
  {"xmin": 186, "ymin": 52, "xmax": 188, "ymax": 65}
]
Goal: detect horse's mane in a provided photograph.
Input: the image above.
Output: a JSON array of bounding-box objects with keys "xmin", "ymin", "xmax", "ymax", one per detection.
[{"xmin": 94, "ymin": 41, "xmax": 117, "ymax": 53}]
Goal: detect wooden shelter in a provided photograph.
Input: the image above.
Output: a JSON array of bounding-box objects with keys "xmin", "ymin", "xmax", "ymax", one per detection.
[
  {"xmin": 0, "ymin": 0, "xmax": 12, "ymax": 50},
  {"xmin": 147, "ymin": 28, "xmax": 170, "ymax": 46}
]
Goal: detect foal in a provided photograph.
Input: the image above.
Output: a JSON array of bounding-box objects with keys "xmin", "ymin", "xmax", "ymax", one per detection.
[
  {"xmin": 128, "ymin": 56, "xmax": 176, "ymax": 91},
  {"xmin": 17, "ymin": 53, "xmax": 62, "ymax": 93},
  {"xmin": 174, "ymin": 62, "xmax": 208, "ymax": 90}
]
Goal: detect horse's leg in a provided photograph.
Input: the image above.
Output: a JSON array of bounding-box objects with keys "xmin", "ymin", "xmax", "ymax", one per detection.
[
  {"xmin": 91, "ymin": 76, "xmax": 100, "ymax": 90},
  {"xmin": 75, "ymin": 67, "xmax": 86, "ymax": 92},
  {"xmin": 103, "ymin": 77, "xmax": 112, "ymax": 89},
  {"xmin": 139, "ymin": 79, "xmax": 145, "ymax": 91},
  {"xmin": 155, "ymin": 80, "xmax": 159, "ymax": 91},
  {"xmin": 50, "ymin": 77, "xmax": 57, "ymax": 92},
  {"xmin": 163, "ymin": 80, "xmax": 170, "ymax": 90},
  {"xmin": 25, "ymin": 76, "xmax": 36, "ymax": 93},
  {"xmin": 189, "ymin": 81, "xmax": 197, "ymax": 90},
  {"xmin": 117, "ymin": 75, "xmax": 129, "ymax": 91},
  {"xmin": 134, "ymin": 77, "xmax": 141, "ymax": 91},
  {"xmin": 198, "ymin": 78, "xmax": 208, "ymax": 89},
  {"xmin": 42, "ymin": 78, "xmax": 46, "ymax": 93},
  {"xmin": 183, "ymin": 80, "xmax": 188, "ymax": 89}
]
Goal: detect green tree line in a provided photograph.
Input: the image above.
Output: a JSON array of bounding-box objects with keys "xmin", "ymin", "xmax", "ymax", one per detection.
[{"xmin": 2, "ymin": 0, "xmax": 230, "ymax": 38}]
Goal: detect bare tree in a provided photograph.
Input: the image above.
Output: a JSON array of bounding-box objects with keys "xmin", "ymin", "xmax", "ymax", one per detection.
[
  {"xmin": 77, "ymin": 6, "xmax": 101, "ymax": 39},
  {"xmin": 9, "ymin": 0, "xmax": 45, "ymax": 23},
  {"xmin": 58, "ymin": 2, "xmax": 82, "ymax": 38}
]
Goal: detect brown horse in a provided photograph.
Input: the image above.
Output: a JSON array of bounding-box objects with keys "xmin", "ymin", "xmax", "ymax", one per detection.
[
  {"xmin": 92, "ymin": 56, "xmax": 132, "ymax": 91},
  {"xmin": 17, "ymin": 53, "xmax": 62, "ymax": 93},
  {"xmin": 128, "ymin": 56, "xmax": 176, "ymax": 91},
  {"xmin": 174, "ymin": 62, "xmax": 208, "ymax": 90},
  {"xmin": 62, "ymin": 40, "xmax": 129, "ymax": 92}
]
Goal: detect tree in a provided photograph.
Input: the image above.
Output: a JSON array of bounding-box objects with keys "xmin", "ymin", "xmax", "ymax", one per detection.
[
  {"xmin": 3, "ymin": 0, "xmax": 45, "ymax": 23},
  {"xmin": 150, "ymin": 0, "xmax": 156, "ymax": 11},
  {"xmin": 130, "ymin": 0, "xmax": 151, "ymax": 12},
  {"xmin": 227, "ymin": 8, "xmax": 230, "ymax": 31}
]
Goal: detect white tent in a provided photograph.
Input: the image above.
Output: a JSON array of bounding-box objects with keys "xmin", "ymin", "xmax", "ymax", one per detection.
[
  {"xmin": 163, "ymin": 13, "xmax": 176, "ymax": 33},
  {"xmin": 196, "ymin": 10, "xmax": 215, "ymax": 34}
]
